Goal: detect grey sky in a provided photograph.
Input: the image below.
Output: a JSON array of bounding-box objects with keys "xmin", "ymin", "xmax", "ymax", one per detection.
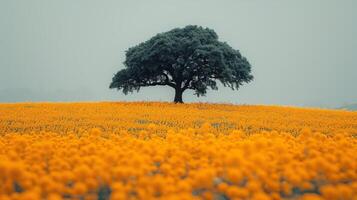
[{"xmin": 1, "ymin": 0, "xmax": 356, "ymax": 107}]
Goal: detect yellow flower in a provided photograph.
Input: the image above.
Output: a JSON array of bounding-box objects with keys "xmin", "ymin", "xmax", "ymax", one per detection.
[
  {"xmin": 90, "ymin": 128, "xmax": 102, "ymax": 137},
  {"xmin": 0, "ymin": 102, "xmax": 356, "ymax": 199},
  {"xmin": 71, "ymin": 182, "xmax": 87, "ymax": 195}
]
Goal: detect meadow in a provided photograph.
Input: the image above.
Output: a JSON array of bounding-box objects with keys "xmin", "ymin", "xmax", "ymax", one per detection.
[{"xmin": 0, "ymin": 102, "xmax": 356, "ymax": 200}]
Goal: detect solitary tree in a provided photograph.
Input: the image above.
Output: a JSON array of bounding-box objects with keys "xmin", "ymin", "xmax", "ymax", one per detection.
[{"xmin": 110, "ymin": 25, "xmax": 253, "ymax": 103}]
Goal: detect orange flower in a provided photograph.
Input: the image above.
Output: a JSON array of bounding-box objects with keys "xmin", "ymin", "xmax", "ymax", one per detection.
[
  {"xmin": 71, "ymin": 182, "xmax": 87, "ymax": 195},
  {"xmin": 0, "ymin": 102, "xmax": 356, "ymax": 199}
]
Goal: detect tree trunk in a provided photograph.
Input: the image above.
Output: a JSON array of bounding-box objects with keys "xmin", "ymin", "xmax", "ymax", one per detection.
[{"xmin": 174, "ymin": 88, "xmax": 183, "ymax": 103}]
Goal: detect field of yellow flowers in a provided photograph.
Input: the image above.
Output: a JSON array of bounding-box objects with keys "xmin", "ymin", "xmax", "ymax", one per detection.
[{"xmin": 0, "ymin": 102, "xmax": 357, "ymax": 200}]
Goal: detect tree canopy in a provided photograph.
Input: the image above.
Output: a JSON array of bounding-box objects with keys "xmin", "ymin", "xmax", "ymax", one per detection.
[{"xmin": 110, "ymin": 25, "xmax": 253, "ymax": 103}]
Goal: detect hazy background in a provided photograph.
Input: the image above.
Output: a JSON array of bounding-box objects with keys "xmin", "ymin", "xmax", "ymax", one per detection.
[{"xmin": 1, "ymin": 0, "xmax": 356, "ymax": 108}]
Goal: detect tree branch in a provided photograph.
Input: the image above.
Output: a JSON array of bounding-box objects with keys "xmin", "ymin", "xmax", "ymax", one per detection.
[
  {"xmin": 182, "ymin": 78, "xmax": 192, "ymax": 91},
  {"xmin": 135, "ymin": 82, "xmax": 168, "ymax": 87},
  {"xmin": 161, "ymin": 72, "xmax": 176, "ymax": 88}
]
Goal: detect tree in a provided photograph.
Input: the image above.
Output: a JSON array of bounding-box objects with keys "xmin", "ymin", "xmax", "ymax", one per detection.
[{"xmin": 110, "ymin": 25, "xmax": 253, "ymax": 103}]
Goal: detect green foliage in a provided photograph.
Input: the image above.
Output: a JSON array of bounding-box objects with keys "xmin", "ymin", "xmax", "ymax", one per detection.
[{"xmin": 110, "ymin": 25, "xmax": 253, "ymax": 103}]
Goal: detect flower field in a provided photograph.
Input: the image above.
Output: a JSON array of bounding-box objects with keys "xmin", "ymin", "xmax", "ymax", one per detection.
[{"xmin": 0, "ymin": 102, "xmax": 356, "ymax": 200}]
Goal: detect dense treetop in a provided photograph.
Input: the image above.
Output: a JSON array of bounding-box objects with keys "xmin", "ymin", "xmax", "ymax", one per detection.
[{"xmin": 110, "ymin": 25, "xmax": 253, "ymax": 103}]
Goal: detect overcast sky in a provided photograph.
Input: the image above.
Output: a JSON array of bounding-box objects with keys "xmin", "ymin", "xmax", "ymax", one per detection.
[{"xmin": 1, "ymin": 0, "xmax": 356, "ymax": 107}]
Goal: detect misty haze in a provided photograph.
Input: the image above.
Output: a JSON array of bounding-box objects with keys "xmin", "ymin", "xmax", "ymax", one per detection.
[{"xmin": 1, "ymin": 0, "xmax": 356, "ymax": 108}]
